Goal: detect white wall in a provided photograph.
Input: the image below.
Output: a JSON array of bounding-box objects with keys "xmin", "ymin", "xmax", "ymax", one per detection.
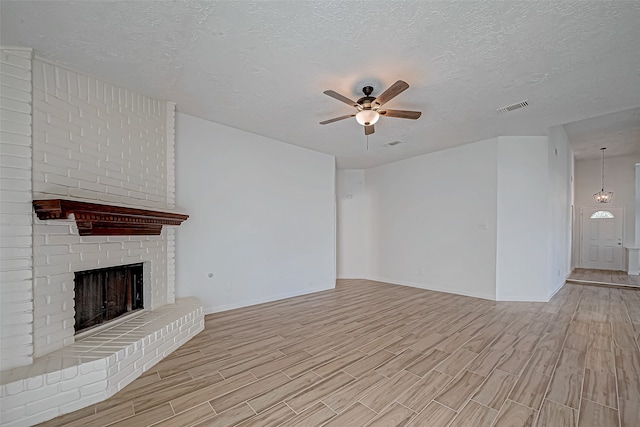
[
  {"xmin": 336, "ymin": 170, "xmax": 369, "ymax": 278},
  {"xmin": 175, "ymin": 113, "xmax": 336, "ymax": 313},
  {"xmin": 632, "ymin": 163, "xmax": 640, "ymax": 274},
  {"xmin": 337, "ymin": 133, "xmax": 574, "ymax": 302},
  {"xmin": 495, "ymin": 137, "xmax": 549, "ymax": 301},
  {"xmin": 636, "ymin": 163, "xmax": 640, "ymax": 245},
  {"xmin": 547, "ymin": 126, "xmax": 573, "ymax": 297},
  {"xmin": 573, "ymin": 152, "xmax": 640, "ymax": 265},
  {"xmin": 364, "ymin": 138, "xmax": 499, "ymax": 300},
  {"xmin": 493, "ymin": 133, "xmax": 573, "ymax": 302}
]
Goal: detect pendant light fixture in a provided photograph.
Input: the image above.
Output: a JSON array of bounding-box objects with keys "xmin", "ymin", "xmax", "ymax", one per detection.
[{"xmin": 593, "ymin": 147, "xmax": 613, "ymax": 203}]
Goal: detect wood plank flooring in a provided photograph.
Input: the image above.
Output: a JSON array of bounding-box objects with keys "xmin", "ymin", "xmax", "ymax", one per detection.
[{"xmin": 38, "ymin": 280, "xmax": 640, "ymax": 427}]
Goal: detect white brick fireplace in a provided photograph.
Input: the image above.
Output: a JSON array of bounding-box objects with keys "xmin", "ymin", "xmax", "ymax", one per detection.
[{"xmin": 0, "ymin": 48, "xmax": 203, "ymax": 426}]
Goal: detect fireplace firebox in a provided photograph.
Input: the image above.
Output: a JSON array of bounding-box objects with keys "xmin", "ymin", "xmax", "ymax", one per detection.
[{"xmin": 74, "ymin": 263, "xmax": 144, "ymax": 333}]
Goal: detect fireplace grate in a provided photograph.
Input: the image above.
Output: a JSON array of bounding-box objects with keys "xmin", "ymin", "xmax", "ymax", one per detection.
[{"xmin": 74, "ymin": 263, "xmax": 144, "ymax": 333}]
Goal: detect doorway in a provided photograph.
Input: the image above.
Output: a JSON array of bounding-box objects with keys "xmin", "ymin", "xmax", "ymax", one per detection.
[{"xmin": 579, "ymin": 206, "xmax": 624, "ymax": 270}]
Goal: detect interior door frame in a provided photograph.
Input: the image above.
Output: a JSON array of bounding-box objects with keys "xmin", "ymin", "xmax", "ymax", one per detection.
[{"xmin": 578, "ymin": 206, "xmax": 625, "ymax": 270}]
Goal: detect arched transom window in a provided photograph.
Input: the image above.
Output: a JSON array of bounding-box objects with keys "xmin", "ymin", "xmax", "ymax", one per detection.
[{"xmin": 590, "ymin": 210, "xmax": 614, "ymax": 219}]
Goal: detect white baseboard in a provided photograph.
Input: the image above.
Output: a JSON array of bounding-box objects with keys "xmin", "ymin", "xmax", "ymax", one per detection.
[
  {"xmin": 363, "ymin": 275, "xmax": 568, "ymax": 303},
  {"xmin": 365, "ymin": 276, "xmax": 497, "ymax": 301},
  {"xmin": 204, "ymin": 284, "xmax": 335, "ymax": 315},
  {"xmin": 493, "ymin": 283, "xmax": 565, "ymax": 303},
  {"xmin": 547, "ymin": 279, "xmax": 566, "ymax": 300},
  {"xmin": 541, "ymin": 270, "xmax": 572, "ymax": 301},
  {"xmin": 496, "ymin": 295, "xmax": 550, "ymax": 302}
]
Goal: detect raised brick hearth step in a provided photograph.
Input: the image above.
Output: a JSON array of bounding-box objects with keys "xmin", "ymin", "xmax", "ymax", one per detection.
[{"xmin": 0, "ymin": 298, "xmax": 204, "ymax": 427}]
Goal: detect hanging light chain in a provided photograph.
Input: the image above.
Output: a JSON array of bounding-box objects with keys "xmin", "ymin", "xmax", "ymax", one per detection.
[{"xmin": 601, "ymin": 147, "xmax": 606, "ymax": 191}]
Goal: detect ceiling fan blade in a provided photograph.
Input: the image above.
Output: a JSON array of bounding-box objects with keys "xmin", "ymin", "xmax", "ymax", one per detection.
[
  {"xmin": 379, "ymin": 109, "xmax": 422, "ymax": 120},
  {"xmin": 323, "ymin": 90, "xmax": 359, "ymax": 107},
  {"xmin": 319, "ymin": 114, "xmax": 355, "ymax": 125},
  {"xmin": 364, "ymin": 125, "xmax": 375, "ymax": 135},
  {"xmin": 373, "ymin": 80, "xmax": 409, "ymax": 107}
]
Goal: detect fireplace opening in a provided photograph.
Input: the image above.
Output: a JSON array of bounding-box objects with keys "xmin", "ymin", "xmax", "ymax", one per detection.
[{"xmin": 74, "ymin": 263, "xmax": 144, "ymax": 334}]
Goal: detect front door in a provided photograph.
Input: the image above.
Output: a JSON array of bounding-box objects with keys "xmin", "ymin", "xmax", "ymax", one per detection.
[{"xmin": 580, "ymin": 207, "xmax": 624, "ymax": 270}]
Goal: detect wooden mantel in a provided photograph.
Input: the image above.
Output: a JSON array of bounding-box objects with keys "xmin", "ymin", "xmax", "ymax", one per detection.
[{"xmin": 33, "ymin": 199, "xmax": 189, "ymax": 236}]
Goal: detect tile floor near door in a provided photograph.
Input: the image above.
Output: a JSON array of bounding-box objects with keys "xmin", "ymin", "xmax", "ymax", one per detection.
[
  {"xmin": 39, "ymin": 280, "xmax": 640, "ymax": 427},
  {"xmin": 568, "ymin": 268, "xmax": 640, "ymax": 288}
]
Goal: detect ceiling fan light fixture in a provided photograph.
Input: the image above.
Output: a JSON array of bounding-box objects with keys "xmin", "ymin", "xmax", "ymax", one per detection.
[{"xmin": 355, "ymin": 110, "xmax": 380, "ymax": 126}]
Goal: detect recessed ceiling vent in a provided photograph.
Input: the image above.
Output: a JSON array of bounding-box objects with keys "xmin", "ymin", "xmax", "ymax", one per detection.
[
  {"xmin": 384, "ymin": 140, "xmax": 403, "ymax": 147},
  {"xmin": 496, "ymin": 100, "xmax": 529, "ymax": 114}
]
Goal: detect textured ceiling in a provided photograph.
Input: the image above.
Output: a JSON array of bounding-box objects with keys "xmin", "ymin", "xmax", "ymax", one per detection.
[
  {"xmin": 2, "ymin": 1, "xmax": 639, "ymax": 168},
  {"xmin": 564, "ymin": 108, "xmax": 640, "ymax": 160}
]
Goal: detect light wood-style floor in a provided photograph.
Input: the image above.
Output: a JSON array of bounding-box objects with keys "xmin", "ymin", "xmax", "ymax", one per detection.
[
  {"xmin": 38, "ymin": 280, "xmax": 640, "ymax": 427},
  {"xmin": 568, "ymin": 269, "xmax": 640, "ymax": 288}
]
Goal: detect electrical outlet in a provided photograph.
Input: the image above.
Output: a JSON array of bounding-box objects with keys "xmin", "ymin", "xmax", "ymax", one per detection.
[{"xmin": 226, "ymin": 282, "xmax": 232, "ymax": 292}]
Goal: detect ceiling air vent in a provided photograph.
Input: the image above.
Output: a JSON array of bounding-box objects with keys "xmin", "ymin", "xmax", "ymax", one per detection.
[
  {"xmin": 496, "ymin": 100, "xmax": 529, "ymax": 114},
  {"xmin": 384, "ymin": 140, "xmax": 403, "ymax": 147}
]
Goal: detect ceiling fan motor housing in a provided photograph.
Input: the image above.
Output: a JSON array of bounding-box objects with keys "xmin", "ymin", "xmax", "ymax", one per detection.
[
  {"xmin": 357, "ymin": 86, "xmax": 376, "ymax": 110},
  {"xmin": 357, "ymin": 97, "xmax": 375, "ymax": 109}
]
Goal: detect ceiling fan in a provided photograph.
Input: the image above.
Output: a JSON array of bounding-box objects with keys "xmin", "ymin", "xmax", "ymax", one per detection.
[{"xmin": 319, "ymin": 80, "xmax": 421, "ymax": 135}]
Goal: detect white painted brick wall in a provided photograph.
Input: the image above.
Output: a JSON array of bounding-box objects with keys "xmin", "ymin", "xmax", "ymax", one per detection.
[
  {"xmin": 1, "ymin": 53, "xmax": 192, "ymax": 426},
  {"xmin": 0, "ymin": 47, "xmax": 34, "ymax": 371},
  {"xmin": 29, "ymin": 57, "xmax": 176, "ymax": 358},
  {"xmin": 166, "ymin": 102, "xmax": 176, "ymax": 303}
]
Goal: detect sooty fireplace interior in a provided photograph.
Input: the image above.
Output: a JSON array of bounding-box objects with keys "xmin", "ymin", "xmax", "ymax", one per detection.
[{"xmin": 74, "ymin": 263, "xmax": 144, "ymax": 333}]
